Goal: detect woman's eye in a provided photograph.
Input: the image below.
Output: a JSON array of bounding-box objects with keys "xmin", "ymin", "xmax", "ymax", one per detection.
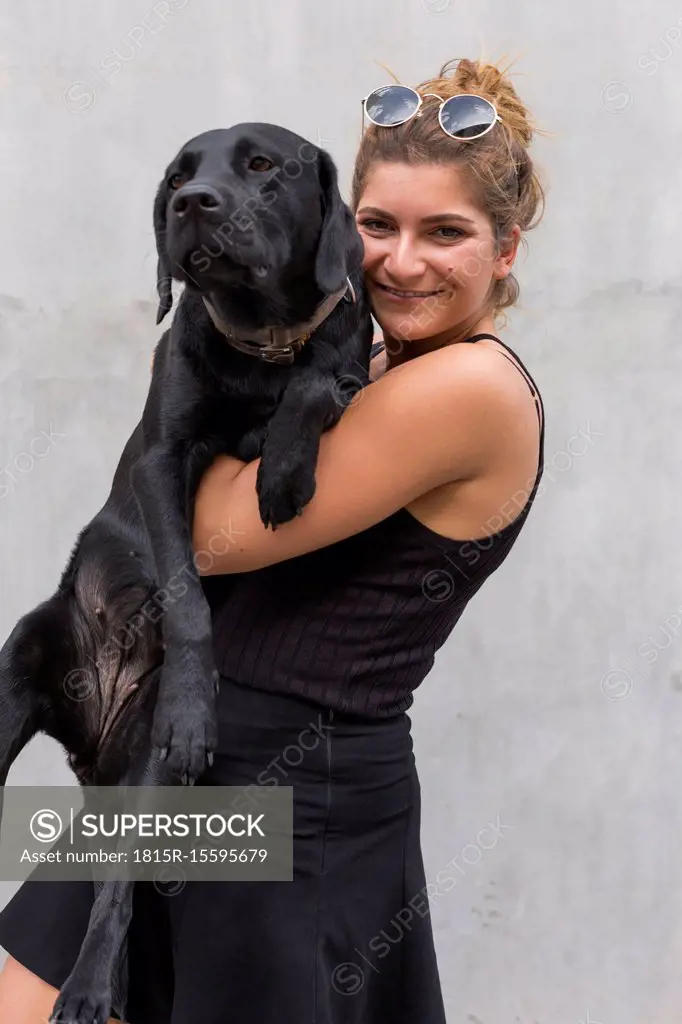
[
  {"xmin": 168, "ymin": 172, "xmax": 186, "ymax": 190},
  {"xmin": 433, "ymin": 226, "xmax": 463, "ymax": 240},
  {"xmin": 360, "ymin": 218, "xmax": 391, "ymax": 231},
  {"xmin": 249, "ymin": 155, "xmax": 274, "ymax": 172}
]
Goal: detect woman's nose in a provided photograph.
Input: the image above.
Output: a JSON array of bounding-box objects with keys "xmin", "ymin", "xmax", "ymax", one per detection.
[{"xmin": 381, "ymin": 238, "xmax": 427, "ymax": 281}]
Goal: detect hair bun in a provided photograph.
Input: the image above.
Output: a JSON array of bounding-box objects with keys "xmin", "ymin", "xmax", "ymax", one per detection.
[{"xmin": 415, "ymin": 57, "xmax": 537, "ymax": 150}]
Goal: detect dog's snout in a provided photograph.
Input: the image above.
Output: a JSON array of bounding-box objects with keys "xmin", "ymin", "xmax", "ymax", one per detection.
[{"xmin": 171, "ymin": 182, "xmax": 225, "ymax": 218}]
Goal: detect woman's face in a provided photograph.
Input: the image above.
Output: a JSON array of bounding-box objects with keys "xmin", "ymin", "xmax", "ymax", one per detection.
[{"xmin": 355, "ymin": 161, "xmax": 520, "ymax": 346}]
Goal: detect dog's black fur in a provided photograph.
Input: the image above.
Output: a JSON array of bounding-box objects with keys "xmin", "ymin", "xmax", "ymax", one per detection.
[{"xmin": 0, "ymin": 123, "xmax": 374, "ymax": 1023}]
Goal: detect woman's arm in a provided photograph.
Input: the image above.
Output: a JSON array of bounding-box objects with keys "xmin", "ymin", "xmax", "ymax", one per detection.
[{"xmin": 193, "ymin": 344, "xmax": 515, "ymax": 575}]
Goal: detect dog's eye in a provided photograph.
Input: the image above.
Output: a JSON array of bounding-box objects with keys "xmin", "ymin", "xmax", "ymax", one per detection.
[
  {"xmin": 248, "ymin": 156, "xmax": 274, "ymax": 172},
  {"xmin": 168, "ymin": 172, "xmax": 186, "ymax": 190}
]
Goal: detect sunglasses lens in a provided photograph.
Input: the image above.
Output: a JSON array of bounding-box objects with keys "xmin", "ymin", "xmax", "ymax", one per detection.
[
  {"xmin": 365, "ymin": 85, "xmax": 420, "ymax": 127},
  {"xmin": 440, "ymin": 95, "xmax": 497, "ymax": 139}
]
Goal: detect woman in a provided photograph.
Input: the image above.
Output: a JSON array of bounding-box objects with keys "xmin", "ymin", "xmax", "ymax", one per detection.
[{"xmin": 0, "ymin": 56, "xmax": 545, "ymax": 1023}]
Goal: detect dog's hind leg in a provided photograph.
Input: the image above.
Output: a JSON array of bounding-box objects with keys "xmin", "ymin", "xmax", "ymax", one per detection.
[
  {"xmin": 0, "ymin": 681, "xmax": 38, "ymax": 788},
  {"xmin": 0, "ymin": 600, "xmax": 56, "ymax": 786},
  {"xmin": 49, "ymin": 684, "xmax": 176, "ymax": 1024}
]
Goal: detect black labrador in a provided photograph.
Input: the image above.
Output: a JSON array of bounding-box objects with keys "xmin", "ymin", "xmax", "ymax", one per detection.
[{"xmin": 0, "ymin": 123, "xmax": 373, "ymax": 1024}]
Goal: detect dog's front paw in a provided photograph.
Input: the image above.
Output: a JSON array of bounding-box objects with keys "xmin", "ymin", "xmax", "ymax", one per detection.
[
  {"xmin": 152, "ymin": 646, "xmax": 219, "ymax": 784},
  {"xmin": 256, "ymin": 444, "xmax": 316, "ymax": 529},
  {"xmin": 50, "ymin": 976, "xmax": 111, "ymax": 1024}
]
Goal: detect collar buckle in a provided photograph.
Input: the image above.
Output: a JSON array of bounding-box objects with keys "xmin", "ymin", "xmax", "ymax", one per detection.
[{"xmin": 203, "ymin": 276, "xmax": 357, "ymax": 362}]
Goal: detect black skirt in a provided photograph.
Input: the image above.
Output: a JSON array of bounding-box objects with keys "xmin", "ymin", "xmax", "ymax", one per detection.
[{"xmin": 0, "ymin": 676, "xmax": 447, "ymax": 1024}]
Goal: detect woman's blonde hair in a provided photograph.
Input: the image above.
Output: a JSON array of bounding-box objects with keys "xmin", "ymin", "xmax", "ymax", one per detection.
[{"xmin": 350, "ymin": 57, "xmax": 547, "ymax": 324}]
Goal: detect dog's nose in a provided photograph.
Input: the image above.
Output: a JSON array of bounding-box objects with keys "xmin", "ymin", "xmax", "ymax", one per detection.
[{"xmin": 171, "ymin": 182, "xmax": 225, "ymax": 217}]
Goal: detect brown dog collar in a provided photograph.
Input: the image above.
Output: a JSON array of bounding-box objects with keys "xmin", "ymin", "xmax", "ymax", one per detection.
[{"xmin": 202, "ymin": 277, "xmax": 357, "ymax": 365}]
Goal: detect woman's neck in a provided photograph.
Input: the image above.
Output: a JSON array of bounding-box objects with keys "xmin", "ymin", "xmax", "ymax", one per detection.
[{"xmin": 382, "ymin": 315, "xmax": 499, "ymax": 371}]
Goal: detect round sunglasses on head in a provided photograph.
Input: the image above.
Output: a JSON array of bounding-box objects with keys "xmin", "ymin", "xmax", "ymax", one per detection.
[{"xmin": 362, "ymin": 84, "xmax": 502, "ymax": 141}]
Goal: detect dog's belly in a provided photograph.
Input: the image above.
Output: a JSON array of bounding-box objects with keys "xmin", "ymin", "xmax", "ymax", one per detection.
[{"xmin": 60, "ymin": 522, "xmax": 164, "ymax": 781}]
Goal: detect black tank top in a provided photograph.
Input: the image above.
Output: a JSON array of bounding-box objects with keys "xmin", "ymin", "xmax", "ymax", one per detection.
[{"xmin": 203, "ymin": 334, "xmax": 545, "ymax": 718}]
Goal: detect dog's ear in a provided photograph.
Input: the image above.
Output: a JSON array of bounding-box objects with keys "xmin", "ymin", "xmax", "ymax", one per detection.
[
  {"xmin": 314, "ymin": 150, "xmax": 363, "ymax": 295},
  {"xmin": 153, "ymin": 180, "xmax": 174, "ymax": 325}
]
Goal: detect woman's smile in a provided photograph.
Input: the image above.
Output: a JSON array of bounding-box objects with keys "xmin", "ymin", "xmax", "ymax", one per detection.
[{"xmin": 373, "ymin": 280, "xmax": 445, "ymax": 302}]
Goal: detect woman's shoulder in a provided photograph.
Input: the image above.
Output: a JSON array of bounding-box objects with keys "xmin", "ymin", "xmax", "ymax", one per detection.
[
  {"xmin": 415, "ymin": 335, "xmax": 541, "ymax": 404},
  {"xmin": 368, "ymin": 332, "xmax": 542, "ymax": 424}
]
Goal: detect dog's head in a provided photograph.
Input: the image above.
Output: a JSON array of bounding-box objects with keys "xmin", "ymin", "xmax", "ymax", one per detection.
[{"xmin": 153, "ymin": 124, "xmax": 363, "ymax": 326}]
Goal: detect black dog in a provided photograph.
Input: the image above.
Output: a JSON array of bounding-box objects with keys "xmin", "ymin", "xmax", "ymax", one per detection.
[{"xmin": 0, "ymin": 123, "xmax": 373, "ymax": 1024}]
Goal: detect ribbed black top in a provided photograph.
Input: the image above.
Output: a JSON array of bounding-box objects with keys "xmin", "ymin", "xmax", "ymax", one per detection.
[{"xmin": 203, "ymin": 335, "xmax": 545, "ymax": 718}]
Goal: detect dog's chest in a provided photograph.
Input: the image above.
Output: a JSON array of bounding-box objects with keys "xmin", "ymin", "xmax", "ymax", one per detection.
[{"xmin": 188, "ymin": 390, "xmax": 280, "ymax": 462}]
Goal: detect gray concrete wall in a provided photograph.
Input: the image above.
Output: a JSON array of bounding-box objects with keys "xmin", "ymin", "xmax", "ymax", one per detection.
[{"xmin": 0, "ymin": 0, "xmax": 680, "ymax": 1020}]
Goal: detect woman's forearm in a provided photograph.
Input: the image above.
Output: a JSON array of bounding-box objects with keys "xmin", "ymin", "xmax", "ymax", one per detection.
[{"xmin": 192, "ymin": 454, "xmax": 249, "ymax": 574}]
